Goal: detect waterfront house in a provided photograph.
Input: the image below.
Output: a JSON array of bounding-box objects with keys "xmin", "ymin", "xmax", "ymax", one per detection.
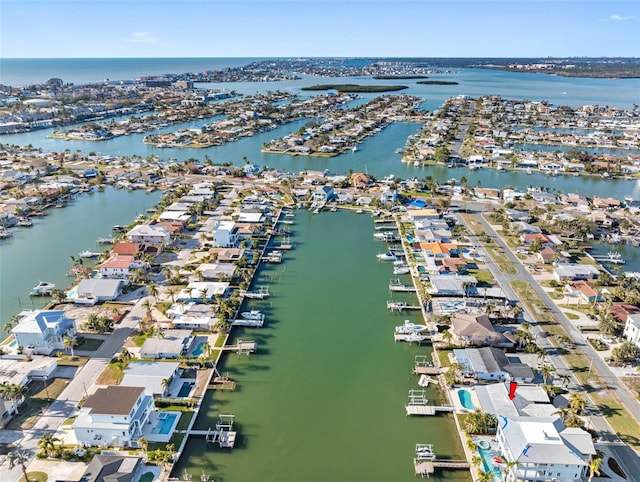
[
  {"xmin": 12, "ymin": 310, "xmax": 76, "ymax": 355},
  {"xmin": 98, "ymin": 255, "xmax": 138, "ymax": 280},
  {"xmin": 196, "ymin": 263, "xmax": 237, "ymax": 281},
  {"xmin": 73, "ymin": 386, "xmax": 153, "ymax": 448},
  {"xmin": 553, "ymin": 264, "xmax": 600, "ymax": 282},
  {"xmin": 209, "ymin": 247, "xmax": 245, "ymax": 263},
  {"xmin": 380, "ymin": 189, "xmax": 398, "ymax": 204},
  {"xmin": 623, "ymin": 313, "xmax": 640, "ymax": 349},
  {"xmin": 120, "ymin": 361, "xmax": 180, "ymax": 396},
  {"xmin": 428, "ymin": 274, "xmax": 477, "ymax": 296},
  {"xmin": 79, "ymin": 454, "xmax": 144, "ymax": 482},
  {"xmin": 177, "ymin": 281, "xmax": 229, "ymax": 303},
  {"xmin": 139, "ymin": 329, "xmax": 193, "ymax": 359},
  {"xmin": 167, "ymin": 303, "xmax": 214, "ymax": 331},
  {"xmin": 475, "ymin": 383, "xmax": 555, "ymax": 418},
  {"xmin": 69, "ymin": 278, "xmax": 124, "ymax": 305},
  {"xmin": 519, "ymin": 233, "xmax": 557, "ymax": 249},
  {"xmin": 449, "ymin": 313, "xmax": 511, "ymax": 347},
  {"xmin": 495, "ymin": 415, "xmax": 595, "ymax": 482},
  {"xmin": 111, "ymin": 242, "xmax": 142, "ymax": 257},
  {"xmin": 212, "ymin": 220, "xmax": 239, "ymax": 248},
  {"xmin": 312, "ymin": 185, "xmax": 335, "ymax": 203},
  {"xmin": 126, "ymin": 224, "xmax": 171, "ymax": 246},
  {"xmin": 453, "ymin": 347, "xmax": 532, "ymax": 382}
]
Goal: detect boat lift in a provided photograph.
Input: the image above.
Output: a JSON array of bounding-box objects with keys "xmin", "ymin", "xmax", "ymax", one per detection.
[{"xmin": 206, "ymin": 414, "xmax": 237, "ymax": 448}]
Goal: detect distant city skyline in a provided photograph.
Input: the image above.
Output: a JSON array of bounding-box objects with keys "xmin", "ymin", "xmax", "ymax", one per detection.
[{"xmin": 2, "ymin": 0, "xmax": 639, "ymax": 58}]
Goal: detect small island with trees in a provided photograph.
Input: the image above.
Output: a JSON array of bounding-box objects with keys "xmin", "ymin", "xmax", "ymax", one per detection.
[
  {"xmin": 416, "ymin": 80, "xmax": 459, "ymax": 85},
  {"xmin": 301, "ymin": 84, "xmax": 409, "ymax": 93}
]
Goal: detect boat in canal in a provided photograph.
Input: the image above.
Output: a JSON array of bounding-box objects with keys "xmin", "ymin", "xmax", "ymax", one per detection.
[
  {"xmin": 377, "ymin": 252, "xmax": 398, "ymax": 261},
  {"xmin": 240, "ymin": 310, "xmax": 265, "ymax": 321},
  {"xmin": 395, "ymin": 320, "xmax": 429, "ymax": 334},
  {"xmin": 30, "ymin": 281, "xmax": 56, "ymax": 296}
]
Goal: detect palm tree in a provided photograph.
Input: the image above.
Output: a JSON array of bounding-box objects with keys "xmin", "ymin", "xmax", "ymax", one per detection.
[
  {"xmin": 63, "ymin": 334, "xmax": 77, "ymax": 357},
  {"xmin": 161, "ymin": 377, "xmax": 172, "ymax": 394},
  {"xmin": 120, "ymin": 348, "xmax": 132, "ymax": 363},
  {"xmin": 147, "ymin": 283, "xmax": 158, "ymax": 301},
  {"xmin": 588, "ymin": 453, "xmax": 602, "ymax": 482},
  {"xmin": 8, "ymin": 449, "xmax": 30, "ymax": 482},
  {"xmin": 138, "ymin": 436, "xmax": 149, "ymax": 458},
  {"xmin": 166, "ymin": 286, "xmax": 178, "ymax": 304},
  {"xmin": 538, "ymin": 364, "xmax": 555, "ymax": 385},
  {"xmin": 38, "ymin": 431, "xmax": 60, "ymax": 457},
  {"xmin": 569, "ymin": 392, "xmax": 586, "ymax": 414},
  {"xmin": 441, "ymin": 329, "xmax": 453, "ymax": 346}
]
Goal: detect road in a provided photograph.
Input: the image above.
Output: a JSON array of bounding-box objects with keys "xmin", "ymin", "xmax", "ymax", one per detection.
[{"xmin": 454, "ymin": 200, "xmax": 640, "ymax": 475}]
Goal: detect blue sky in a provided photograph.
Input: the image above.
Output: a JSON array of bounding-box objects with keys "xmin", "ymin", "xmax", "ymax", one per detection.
[{"xmin": 2, "ymin": 0, "xmax": 639, "ymax": 58}]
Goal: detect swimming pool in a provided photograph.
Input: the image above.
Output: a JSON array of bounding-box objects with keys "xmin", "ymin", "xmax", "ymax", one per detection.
[
  {"xmin": 177, "ymin": 381, "xmax": 193, "ymax": 398},
  {"xmin": 191, "ymin": 342, "xmax": 204, "ymax": 357},
  {"xmin": 478, "ymin": 446, "xmax": 503, "ymax": 481},
  {"xmin": 154, "ymin": 413, "xmax": 178, "ymax": 435},
  {"xmin": 458, "ymin": 389, "xmax": 476, "ymax": 411}
]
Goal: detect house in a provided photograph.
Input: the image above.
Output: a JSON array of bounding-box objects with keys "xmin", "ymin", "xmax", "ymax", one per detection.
[
  {"xmin": 177, "ymin": 281, "xmax": 229, "ymax": 303},
  {"xmin": 623, "ymin": 313, "xmax": 640, "ymax": 348},
  {"xmin": 554, "ymin": 264, "xmax": 600, "ymax": 282},
  {"xmin": 312, "ymin": 185, "xmax": 335, "ymax": 203},
  {"xmin": 196, "ymin": 263, "xmax": 236, "ymax": 281},
  {"xmin": 453, "ymin": 347, "xmax": 533, "ymax": 382},
  {"xmin": 68, "ymin": 278, "xmax": 124, "ymax": 305},
  {"xmin": 126, "ymin": 224, "xmax": 171, "ymax": 246},
  {"xmin": 167, "ymin": 303, "xmax": 214, "ymax": 331},
  {"xmin": 495, "ymin": 416, "xmax": 595, "ymax": 482},
  {"xmin": 520, "ymin": 233, "xmax": 557, "ymax": 249},
  {"xmin": 120, "ymin": 361, "xmax": 180, "ymax": 396},
  {"xmin": 213, "ymin": 220, "xmax": 239, "ymax": 248},
  {"xmin": 350, "ymin": 172, "xmax": 371, "ymax": 188},
  {"xmin": 209, "ymin": 247, "xmax": 245, "ymax": 263},
  {"xmin": 564, "ymin": 280, "xmax": 603, "ymax": 304},
  {"xmin": 12, "ymin": 310, "xmax": 76, "ymax": 355},
  {"xmin": 475, "ymin": 383, "xmax": 556, "ymax": 419},
  {"xmin": 449, "ymin": 313, "xmax": 511, "ymax": 347},
  {"xmin": 139, "ymin": 329, "xmax": 193, "ymax": 359},
  {"xmin": 111, "ymin": 242, "xmax": 142, "ymax": 257},
  {"xmin": 380, "ymin": 189, "xmax": 398, "ymax": 204},
  {"xmin": 73, "ymin": 386, "xmax": 153, "ymax": 448},
  {"xmin": 536, "ymin": 246, "xmax": 557, "ymax": 264},
  {"xmin": 79, "ymin": 454, "xmax": 144, "ymax": 482},
  {"xmin": 98, "ymin": 255, "xmax": 138, "ymax": 280},
  {"xmin": 428, "ymin": 275, "xmax": 477, "ymax": 296}
]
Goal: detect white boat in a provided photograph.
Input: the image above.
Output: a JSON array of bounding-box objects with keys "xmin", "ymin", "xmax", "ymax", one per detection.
[
  {"xmin": 241, "ymin": 310, "xmax": 265, "ymax": 321},
  {"xmin": 525, "ymin": 168, "xmax": 532, "ymax": 175},
  {"xmin": 395, "ymin": 320, "xmax": 429, "ymax": 334},
  {"xmin": 356, "ymin": 209, "xmax": 364, "ymax": 214},
  {"xmin": 352, "ymin": 145, "xmax": 358, "ymax": 152},
  {"xmin": 404, "ymin": 332, "xmax": 428, "ymax": 343},
  {"xmin": 17, "ymin": 218, "xmax": 33, "ymax": 227},
  {"xmin": 377, "ymin": 252, "xmax": 398, "ymax": 261},
  {"xmin": 30, "ymin": 281, "xmax": 55, "ymax": 296},
  {"xmin": 232, "ymin": 317, "xmax": 264, "ymax": 327},
  {"xmin": 393, "ymin": 265, "xmax": 411, "ymax": 275},
  {"xmin": 415, "ymin": 447, "xmax": 436, "ymax": 460},
  {"xmin": 418, "ymin": 375, "xmax": 434, "ymax": 387},
  {"xmin": 0, "ymin": 227, "xmax": 12, "ymax": 239},
  {"xmin": 79, "ymin": 250, "xmax": 100, "ymax": 258}
]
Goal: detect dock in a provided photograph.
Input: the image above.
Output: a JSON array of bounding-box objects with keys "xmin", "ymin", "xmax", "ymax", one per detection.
[
  {"xmin": 389, "ymin": 279, "xmax": 416, "ymax": 292},
  {"xmin": 413, "ymin": 355, "xmax": 441, "ymax": 375},
  {"xmin": 262, "ymin": 250, "xmax": 283, "ymax": 263},
  {"xmin": 394, "ymin": 333, "xmax": 429, "ymax": 343},
  {"xmin": 244, "ymin": 286, "xmax": 270, "ymax": 299},
  {"xmin": 387, "ymin": 301, "xmax": 421, "ymax": 311},
  {"xmin": 209, "ymin": 377, "xmax": 236, "ymax": 391},
  {"xmin": 405, "ymin": 389, "xmax": 453, "ymax": 416},
  {"xmin": 232, "ymin": 318, "xmax": 264, "ymax": 327},
  {"xmin": 220, "ymin": 340, "xmax": 257, "ymax": 355},
  {"xmin": 205, "ymin": 414, "xmax": 237, "ymax": 448},
  {"xmin": 414, "ymin": 459, "xmax": 435, "ymax": 478},
  {"xmin": 592, "ymin": 251, "xmax": 625, "ymax": 264}
]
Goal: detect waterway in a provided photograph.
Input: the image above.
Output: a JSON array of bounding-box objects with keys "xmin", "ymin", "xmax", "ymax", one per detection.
[
  {"xmin": 0, "ymin": 188, "xmax": 161, "ymax": 330},
  {"xmin": 172, "ymin": 210, "xmax": 468, "ymax": 481}
]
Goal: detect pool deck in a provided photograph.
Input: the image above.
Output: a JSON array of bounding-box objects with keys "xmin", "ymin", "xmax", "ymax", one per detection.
[{"xmin": 451, "ymin": 387, "xmax": 482, "ymax": 413}]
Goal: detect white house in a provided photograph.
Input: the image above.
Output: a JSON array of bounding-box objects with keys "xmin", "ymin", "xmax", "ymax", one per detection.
[
  {"xmin": 453, "ymin": 347, "xmax": 534, "ymax": 382},
  {"xmin": 98, "ymin": 255, "xmax": 139, "ymax": 280},
  {"xmin": 139, "ymin": 329, "xmax": 193, "ymax": 359},
  {"xmin": 553, "ymin": 264, "xmax": 600, "ymax": 282},
  {"xmin": 623, "ymin": 313, "xmax": 640, "ymax": 348},
  {"xmin": 213, "ymin": 220, "xmax": 239, "ymax": 248},
  {"xmin": 120, "ymin": 361, "xmax": 180, "ymax": 396},
  {"xmin": 177, "ymin": 281, "xmax": 229, "ymax": 303},
  {"xmin": 73, "ymin": 386, "xmax": 154, "ymax": 448},
  {"xmin": 496, "ymin": 415, "xmax": 595, "ymax": 482},
  {"xmin": 68, "ymin": 278, "xmax": 124, "ymax": 305},
  {"xmin": 126, "ymin": 224, "xmax": 171, "ymax": 246},
  {"xmin": 312, "ymin": 185, "xmax": 335, "ymax": 203},
  {"xmin": 12, "ymin": 310, "xmax": 76, "ymax": 355}
]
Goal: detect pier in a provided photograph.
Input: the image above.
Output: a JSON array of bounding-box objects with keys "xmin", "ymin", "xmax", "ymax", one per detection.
[
  {"xmin": 208, "ymin": 377, "xmax": 237, "ymax": 391},
  {"xmin": 413, "ymin": 355, "xmax": 442, "ymax": 375},
  {"xmin": 243, "ymin": 286, "xmax": 270, "ymax": 299},
  {"xmin": 389, "ymin": 279, "xmax": 416, "ymax": 292},
  {"xmin": 387, "ymin": 301, "xmax": 421, "ymax": 311},
  {"xmin": 220, "ymin": 340, "xmax": 257, "ymax": 355},
  {"xmin": 592, "ymin": 251, "xmax": 625, "ymax": 264},
  {"xmin": 205, "ymin": 414, "xmax": 237, "ymax": 449},
  {"xmin": 405, "ymin": 389, "xmax": 453, "ymax": 416}
]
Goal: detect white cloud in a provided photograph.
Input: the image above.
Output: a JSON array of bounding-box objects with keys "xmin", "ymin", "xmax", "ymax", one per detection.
[
  {"xmin": 126, "ymin": 32, "xmax": 158, "ymax": 44},
  {"xmin": 607, "ymin": 14, "xmax": 634, "ymax": 21}
]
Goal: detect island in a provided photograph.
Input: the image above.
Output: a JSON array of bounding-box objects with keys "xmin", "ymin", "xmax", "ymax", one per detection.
[
  {"xmin": 416, "ymin": 80, "xmax": 459, "ymax": 85},
  {"xmin": 301, "ymin": 84, "xmax": 409, "ymax": 93}
]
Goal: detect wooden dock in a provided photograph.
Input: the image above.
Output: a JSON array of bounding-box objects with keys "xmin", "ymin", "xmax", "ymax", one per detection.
[
  {"xmin": 389, "ymin": 280, "xmax": 416, "ymax": 292},
  {"xmin": 413, "ymin": 366, "xmax": 442, "ymax": 375},
  {"xmin": 414, "ymin": 459, "xmax": 435, "ymax": 478},
  {"xmin": 387, "ymin": 301, "xmax": 421, "ymax": 311},
  {"xmin": 415, "ymin": 459, "xmax": 470, "ymax": 477},
  {"xmin": 209, "ymin": 377, "xmax": 236, "ymax": 391},
  {"xmin": 407, "ymin": 405, "xmax": 436, "ymax": 416},
  {"xmin": 220, "ymin": 340, "xmax": 257, "ymax": 355}
]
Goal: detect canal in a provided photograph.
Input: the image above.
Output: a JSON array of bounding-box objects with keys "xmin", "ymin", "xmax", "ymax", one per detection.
[{"xmin": 172, "ymin": 210, "xmax": 469, "ymax": 482}]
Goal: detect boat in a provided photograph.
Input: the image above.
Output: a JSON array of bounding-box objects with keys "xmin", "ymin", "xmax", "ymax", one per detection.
[
  {"xmin": 0, "ymin": 227, "xmax": 12, "ymax": 239},
  {"xmin": 244, "ymin": 287, "xmax": 270, "ymax": 299},
  {"xmin": 374, "ymin": 231, "xmax": 400, "ymax": 242},
  {"xmin": 395, "ymin": 320, "xmax": 429, "ymax": 334},
  {"xmin": 17, "ymin": 218, "xmax": 33, "ymax": 227},
  {"xmin": 356, "ymin": 209, "xmax": 364, "ymax": 214},
  {"xmin": 352, "ymin": 145, "xmax": 358, "ymax": 152},
  {"xmin": 404, "ymin": 332, "xmax": 428, "ymax": 343},
  {"xmin": 525, "ymin": 168, "xmax": 532, "ymax": 175},
  {"xmin": 377, "ymin": 252, "xmax": 398, "ymax": 261},
  {"xmin": 96, "ymin": 237, "xmax": 115, "ymax": 244},
  {"xmin": 393, "ymin": 265, "xmax": 411, "ymax": 275},
  {"xmin": 415, "ymin": 446, "xmax": 436, "ymax": 460},
  {"xmin": 240, "ymin": 310, "xmax": 265, "ymax": 321},
  {"xmin": 112, "ymin": 225, "xmax": 127, "ymax": 232},
  {"xmin": 79, "ymin": 250, "xmax": 100, "ymax": 258},
  {"xmin": 418, "ymin": 375, "xmax": 434, "ymax": 387},
  {"xmin": 30, "ymin": 281, "xmax": 55, "ymax": 296}
]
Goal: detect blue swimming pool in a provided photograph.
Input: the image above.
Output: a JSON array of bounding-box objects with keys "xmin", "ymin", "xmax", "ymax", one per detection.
[
  {"xmin": 458, "ymin": 389, "xmax": 476, "ymax": 411},
  {"xmin": 155, "ymin": 413, "xmax": 178, "ymax": 435},
  {"xmin": 177, "ymin": 381, "xmax": 193, "ymax": 398},
  {"xmin": 478, "ymin": 446, "xmax": 503, "ymax": 481},
  {"xmin": 191, "ymin": 342, "xmax": 204, "ymax": 357}
]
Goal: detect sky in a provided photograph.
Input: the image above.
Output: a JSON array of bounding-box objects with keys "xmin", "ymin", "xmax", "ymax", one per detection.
[{"xmin": 2, "ymin": 0, "xmax": 639, "ymax": 58}]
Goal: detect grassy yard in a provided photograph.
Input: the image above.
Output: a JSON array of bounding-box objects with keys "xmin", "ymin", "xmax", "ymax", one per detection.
[{"xmin": 95, "ymin": 360, "xmax": 126, "ymax": 385}]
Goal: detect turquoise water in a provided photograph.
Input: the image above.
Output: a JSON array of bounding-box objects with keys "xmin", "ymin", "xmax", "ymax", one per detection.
[
  {"xmin": 478, "ymin": 446, "xmax": 503, "ymax": 481},
  {"xmin": 177, "ymin": 382, "xmax": 193, "ymax": 398},
  {"xmin": 156, "ymin": 413, "xmax": 178, "ymax": 435},
  {"xmin": 458, "ymin": 389, "xmax": 476, "ymax": 411},
  {"xmin": 173, "ymin": 211, "xmax": 468, "ymax": 482},
  {"xmin": 190, "ymin": 342, "xmax": 204, "ymax": 357}
]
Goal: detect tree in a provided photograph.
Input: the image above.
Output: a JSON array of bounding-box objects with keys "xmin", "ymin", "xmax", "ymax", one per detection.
[
  {"xmin": 120, "ymin": 348, "xmax": 132, "ymax": 363},
  {"xmin": 147, "ymin": 283, "xmax": 158, "ymax": 301},
  {"xmin": 538, "ymin": 364, "xmax": 555, "ymax": 385},
  {"xmin": 588, "ymin": 453, "xmax": 602, "ymax": 482},
  {"xmin": 166, "ymin": 286, "xmax": 178, "ymax": 304},
  {"xmin": 569, "ymin": 392, "xmax": 586, "ymax": 414},
  {"xmin": 612, "ymin": 341, "xmax": 639, "ymax": 363},
  {"xmin": 0, "ymin": 382, "xmax": 28, "ymax": 413},
  {"xmin": 8, "ymin": 450, "xmax": 30, "ymax": 482},
  {"xmin": 161, "ymin": 378, "xmax": 172, "ymax": 394},
  {"xmin": 63, "ymin": 333, "xmax": 77, "ymax": 357},
  {"xmin": 441, "ymin": 329, "xmax": 453, "ymax": 346},
  {"xmin": 38, "ymin": 431, "xmax": 60, "ymax": 457}
]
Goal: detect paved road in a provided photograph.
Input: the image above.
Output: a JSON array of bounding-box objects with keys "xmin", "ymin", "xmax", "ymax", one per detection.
[
  {"xmin": 454, "ymin": 200, "xmax": 640, "ymax": 475},
  {"xmin": 0, "ymin": 290, "xmax": 149, "ymax": 481}
]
